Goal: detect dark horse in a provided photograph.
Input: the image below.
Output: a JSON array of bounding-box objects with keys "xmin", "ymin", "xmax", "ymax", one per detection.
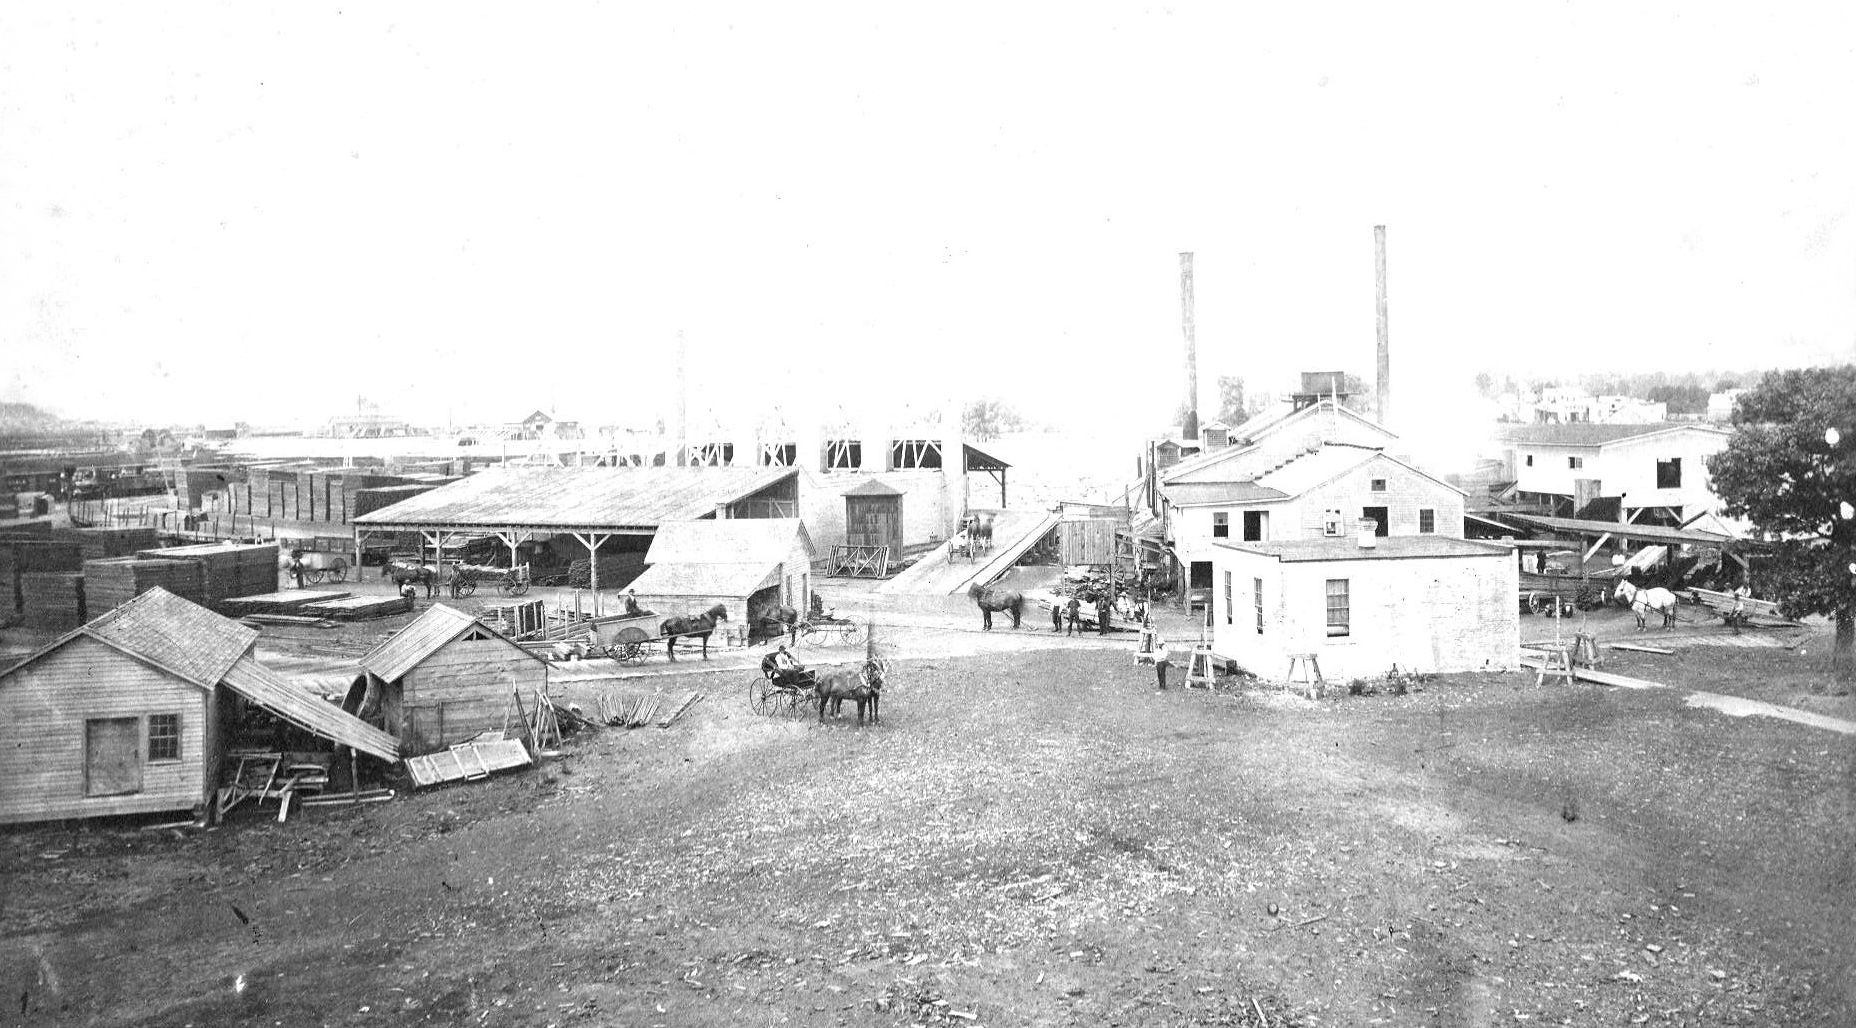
[
  {"xmin": 662, "ymin": 604, "xmax": 728, "ymax": 661},
  {"xmin": 968, "ymin": 582, "xmax": 1024, "ymax": 630},
  {"xmin": 815, "ymin": 662, "xmax": 884, "ymax": 725},
  {"xmin": 963, "ymin": 512, "xmax": 996, "ymax": 556},
  {"xmin": 764, "ymin": 604, "xmax": 801, "ymax": 645},
  {"xmin": 384, "ymin": 559, "xmax": 437, "ymax": 598}
]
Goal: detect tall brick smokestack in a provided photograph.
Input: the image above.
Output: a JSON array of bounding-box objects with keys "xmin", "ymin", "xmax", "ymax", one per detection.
[
  {"xmin": 1374, "ymin": 225, "xmax": 1390, "ymax": 427},
  {"xmin": 1180, "ymin": 251, "xmax": 1199, "ymax": 440}
]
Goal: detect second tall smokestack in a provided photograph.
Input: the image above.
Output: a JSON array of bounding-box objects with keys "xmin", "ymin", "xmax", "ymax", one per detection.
[
  {"xmin": 1374, "ymin": 225, "xmax": 1390, "ymax": 428},
  {"xmin": 1180, "ymin": 251, "xmax": 1198, "ymax": 440}
]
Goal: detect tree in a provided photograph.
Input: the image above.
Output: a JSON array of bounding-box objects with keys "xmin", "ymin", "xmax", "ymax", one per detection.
[
  {"xmin": 1214, "ymin": 375, "xmax": 1251, "ymax": 427},
  {"xmin": 963, "ymin": 398, "xmax": 1024, "ymax": 442},
  {"xmin": 1707, "ymin": 366, "xmax": 1856, "ymax": 683}
]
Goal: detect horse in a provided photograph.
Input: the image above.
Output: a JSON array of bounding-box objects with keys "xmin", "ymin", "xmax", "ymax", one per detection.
[
  {"xmin": 763, "ymin": 604, "xmax": 801, "ymax": 645},
  {"xmin": 662, "ymin": 604, "xmax": 728, "ymax": 661},
  {"xmin": 1615, "ymin": 580, "xmax": 1678, "ymax": 630},
  {"xmin": 968, "ymin": 582, "xmax": 1024, "ymax": 630},
  {"xmin": 384, "ymin": 559, "xmax": 438, "ymax": 598},
  {"xmin": 814, "ymin": 661, "xmax": 884, "ymax": 725},
  {"xmin": 963, "ymin": 513, "xmax": 995, "ymax": 557}
]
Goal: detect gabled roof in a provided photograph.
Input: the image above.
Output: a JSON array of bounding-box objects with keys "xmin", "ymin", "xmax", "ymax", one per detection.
[
  {"xmin": 627, "ymin": 561, "xmax": 781, "ymax": 597},
  {"xmin": 1162, "ymin": 401, "xmax": 1395, "ymax": 483},
  {"xmin": 1217, "ymin": 535, "xmax": 1511, "ymax": 562},
  {"xmin": 1253, "ymin": 444, "xmax": 1382, "ymax": 495},
  {"xmin": 842, "ymin": 479, "xmax": 905, "ymax": 497},
  {"xmin": 4, "ymin": 587, "xmax": 260, "ymax": 689},
  {"xmin": 1498, "ymin": 422, "xmax": 1729, "ymax": 448},
  {"xmin": 352, "ymin": 466, "xmax": 799, "ymax": 532},
  {"xmin": 1161, "ymin": 482, "xmax": 1288, "ymax": 507},
  {"xmin": 360, "ymin": 603, "xmax": 541, "ymax": 682},
  {"xmin": 644, "ymin": 518, "xmax": 814, "ymax": 564}
]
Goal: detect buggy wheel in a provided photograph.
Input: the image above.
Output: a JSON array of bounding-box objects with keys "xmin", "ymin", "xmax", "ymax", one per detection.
[
  {"xmin": 608, "ymin": 641, "xmax": 644, "ymax": 663},
  {"xmin": 452, "ymin": 578, "xmax": 477, "ymax": 598},
  {"xmin": 1526, "ymin": 593, "xmax": 1546, "ymax": 615},
  {"xmin": 508, "ymin": 579, "xmax": 530, "ymax": 596},
  {"xmin": 801, "ymin": 623, "xmax": 827, "ymax": 646},
  {"xmin": 305, "ymin": 568, "xmax": 327, "ymax": 585},
  {"xmin": 750, "ymin": 677, "xmax": 775, "ymax": 715},
  {"xmin": 326, "ymin": 558, "xmax": 349, "ymax": 583},
  {"xmin": 838, "ymin": 621, "xmax": 864, "ymax": 646}
]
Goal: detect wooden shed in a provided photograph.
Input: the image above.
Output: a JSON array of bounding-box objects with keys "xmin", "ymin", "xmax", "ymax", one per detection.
[
  {"xmin": 626, "ymin": 519, "xmax": 815, "ymax": 640},
  {"xmin": 842, "ymin": 479, "xmax": 904, "ymax": 552},
  {"xmin": 0, "ymin": 588, "xmax": 398, "ymax": 824},
  {"xmin": 351, "ymin": 604, "xmax": 548, "ymax": 756}
]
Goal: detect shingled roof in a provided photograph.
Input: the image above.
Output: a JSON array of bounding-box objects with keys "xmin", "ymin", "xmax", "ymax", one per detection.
[
  {"xmin": 360, "ymin": 603, "xmax": 542, "ymax": 683},
  {"xmin": 67, "ymin": 587, "xmax": 257, "ymax": 688},
  {"xmin": 351, "ymin": 465, "xmax": 798, "ymax": 532}
]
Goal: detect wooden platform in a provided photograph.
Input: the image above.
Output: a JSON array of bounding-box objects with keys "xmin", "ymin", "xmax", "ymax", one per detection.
[
  {"xmin": 404, "ymin": 737, "xmax": 532, "ymax": 787},
  {"xmin": 298, "ymin": 594, "xmax": 414, "ymax": 621},
  {"xmin": 221, "ymin": 590, "xmax": 352, "ymax": 617}
]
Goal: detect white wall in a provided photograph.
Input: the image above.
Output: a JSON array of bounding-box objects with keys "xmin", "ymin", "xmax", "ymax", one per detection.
[
  {"xmin": 1510, "ymin": 429, "xmax": 1731, "ymax": 516},
  {"xmin": 1211, "ymin": 547, "xmax": 1519, "ymax": 679}
]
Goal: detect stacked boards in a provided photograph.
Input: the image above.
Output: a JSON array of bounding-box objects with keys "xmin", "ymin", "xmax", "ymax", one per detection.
[
  {"xmin": 134, "ymin": 542, "xmax": 278, "ymax": 607},
  {"xmin": 18, "ymin": 573, "xmax": 85, "ymax": 630},
  {"xmin": 83, "ymin": 557, "xmax": 206, "ymax": 610}
]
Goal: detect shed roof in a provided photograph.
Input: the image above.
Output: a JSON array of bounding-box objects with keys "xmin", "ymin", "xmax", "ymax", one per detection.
[
  {"xmin": 1216, "ymin": 535, "xmax": 1512, "ymax": 562},
  {"xmin": 1164, "ymin": 401, "xmax": 1396, "ymax": 483},
  {"xmin": 1253, "ymin": 444, "xmax": 1381, "ymax": 495},
  {"xmin": 360, "ymin": 603, "xmax": 541, "ymax": 682},
  {"xmin": 1498, "ymin": 423, "xmax": 1728, "ymax": 448},
  {"xmin": 351, "ymin": 465, "xmax": 798, "ymax": 532},
  {"xmin": 220, "ymin": 654, "xmax": 400, "ymax": 761},
  {"xmin": 81, "ymin": 587, "xmax": 258, "ymax": 687},
  {"xmin": 1498, "ymin": 513, "xmax": 1740, "ymax": 546},
  {"xmin": 644, "ymin": 518, "xmax": 813, "ymax": 564},
  {"xmin": 627, "ymin": 561, "xmax": 781, "ymax": 597},
  {"xmin": 842, "ymin": 479, "xmax": 905, "ymax": 497},
  {"xmin": 1161, "ymin": 482, "xmax": 1288, "ymax": 507}
]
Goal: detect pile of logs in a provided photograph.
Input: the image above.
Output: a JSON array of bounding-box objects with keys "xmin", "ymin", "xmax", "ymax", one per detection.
[{"xmin": 596, "ymin": 691, "xmax": 703, "ymax": 729}]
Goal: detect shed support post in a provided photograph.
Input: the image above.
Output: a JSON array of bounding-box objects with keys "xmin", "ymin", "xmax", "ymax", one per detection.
[{"xmin": 571, "ymin": 532, "xmax": 609, "ymax": 616}]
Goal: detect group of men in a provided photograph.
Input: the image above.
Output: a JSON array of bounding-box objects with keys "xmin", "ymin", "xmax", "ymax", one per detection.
[{"xmin": 1051, "ymin": 593, "xmax": 1114, "ymax": 636}]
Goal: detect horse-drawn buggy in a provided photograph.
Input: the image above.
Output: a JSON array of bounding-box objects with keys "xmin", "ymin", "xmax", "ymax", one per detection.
[
  {"xmin": 449, "ymin": 562, "xmax": 532, "ymax": 599},
  {"xmin": 749, "ymin": 648, "xmax": 889, "ymax": 723},
  {"xmin": 1519, "ymin": 570, "xmax": 1609, "ymax": 616}
]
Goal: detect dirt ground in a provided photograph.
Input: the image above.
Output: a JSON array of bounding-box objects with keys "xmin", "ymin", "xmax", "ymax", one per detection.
[{"xmin": 4, "ymin": 593, "xmax": 1855, "ymax": 1027}]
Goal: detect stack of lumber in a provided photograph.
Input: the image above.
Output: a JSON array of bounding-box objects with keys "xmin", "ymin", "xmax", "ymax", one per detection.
[
  {"xmin": 478, "ymin": 599, "xmax": 546, "ymax": 638},
  {"xmin": 135, "ymin": 541, "xmax": 279, "ymax": 607},
  {"xmin": 350, "ymin": 483, "xmax": 439, "ymax": 519},
  {"xmin": 19, "ymin": 572, "xmax": 86, "ymax": 630},
  {"xmin": 1, "ymin": 535, "xmax": 83, "ymax": 614},
  {"xmin": 83, "ymin": 556, "xmax": 206, "ymax": 611},
  {"xmin": 299, "ymin": 594, "xmax": 414, "ymax": 621},
  {"xmin": 68, "ymin": 526, "xmax": 158, "ymax": 560},
  {"xmin": 221, "ymin": 590, "xmax": 351, "ymax": 617}
]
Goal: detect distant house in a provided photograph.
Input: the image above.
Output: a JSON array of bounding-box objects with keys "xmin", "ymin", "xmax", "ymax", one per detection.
[
  {"xmin": 1212, "ymin": 534, "xmax": 1519, "ymax": 680},
  {"xmin": 626, "ymin": 518, "xmax": 816, "ymax": 639},
  {"xmin": 1499, "ymin": 423, "xmax": 1733, "ymax": 525},
  {"xmin": 0, "ymin": 588, "xmax": 397, "ymax": 824},
  {"xmin": 351, "ymin": 604, "xmax": 548, "ymax": 755}
]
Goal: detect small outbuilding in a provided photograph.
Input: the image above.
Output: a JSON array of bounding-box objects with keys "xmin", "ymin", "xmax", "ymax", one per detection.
[
  {"xmin": 625, "ymin": 519, "xmax": 815, "ymax": 639},
  {"xmin": 1211, "ymin": 534, "xmax": 1519, "ymax": 681},
  {"xmin": 351, "ymin": 604, "xmax": 549, "ymax": 755},
  {"xmin": 0, "ymin": 587, "xmax": 399, "ymax": 824}
]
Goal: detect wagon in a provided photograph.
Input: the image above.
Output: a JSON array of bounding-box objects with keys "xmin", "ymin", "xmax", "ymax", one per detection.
[
  {"xmin": 1519, "ymin": 570, "xmax": 1608, "ymax": 615},
  {"xmin": 284, "ymin": 549, "xmax": 351, "ymax": 585},
  {"xmin": 796, "ymin": 613, "xmax": 864, "ymax": 647},
  {"xmin": 748, "ymin": 663, "xmax": 818, "ymax": 716},
  {"xmin": 586, "ymin": 611, "xmax": 662, "ymax": 663},
  {"xmin": 449, "ymin": 562, "xmax": 532, "ymax": 599}
]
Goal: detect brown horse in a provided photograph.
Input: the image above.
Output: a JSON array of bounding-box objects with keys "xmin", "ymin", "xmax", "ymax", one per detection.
[
  {"xmin": 764, "ymin": 604, "xmax": 801, "ymax": 645},
  {"xmin": 662, "ymin": 604, "xmax": 728, "ymax": 661},
  {"xmin": 968, "ymin": 582, "xmax": 1023, "ymax": 630},
  {"xmin": 384, "ymin": 559, "xmax": 437, "ymax": 598},
  {"xmin": 815, "ymin": 661, "xmax": 883, "ymax": 725}
]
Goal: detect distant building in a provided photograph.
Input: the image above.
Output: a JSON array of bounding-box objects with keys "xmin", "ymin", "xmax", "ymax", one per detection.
[
  {"xmin": 1499, "ymin": 422, "xmax": 1733, "ymax": 525},
  {"xmin": 1707, "ymin": 389, "xmax": 1747, "ymax": 422}
]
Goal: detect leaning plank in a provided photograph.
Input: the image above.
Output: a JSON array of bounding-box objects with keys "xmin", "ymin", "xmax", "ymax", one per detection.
[{"xmin": 1607, "ymin": 642, "xmax": 1675, "ymax": 655}]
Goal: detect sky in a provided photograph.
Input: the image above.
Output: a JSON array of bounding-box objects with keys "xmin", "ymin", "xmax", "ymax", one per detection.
[{"xmin": 3, "ymin": 3, "xmax": 1854, "ymax": 454}]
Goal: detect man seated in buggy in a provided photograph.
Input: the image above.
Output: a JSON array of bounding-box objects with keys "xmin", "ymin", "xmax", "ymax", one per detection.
[
  {"xmin": 760, "ymin": 644, "xmax": 811, "ymax": 690},
  {"xmin": 806, "ymin": 591, "xmax": 840, "ymax": 622}
]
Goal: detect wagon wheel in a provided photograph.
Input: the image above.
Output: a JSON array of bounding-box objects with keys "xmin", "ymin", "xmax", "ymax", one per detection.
[
  {"xmin": 801, "ymin": 622, "xmax": 828, "ymax": 646},
  {"xmin": 500, "ymin": 577, "xmax": 530, "ymax": 597},
  {"xmin": 749, "ymin": 676, "xmax": 776, "ymax": 715},
  {"xmin": 1526, "ymin": 593, "xmax": 1546, "ymax": 615},
  {"xmin": 325, "ymin": 558, "xmax": 349, "ymax": 584},
  {"xmin": 837, "ymin": 621, "xmax": 864, "ymax": 646},
  {"xmin": 451, "ymin": 576, "xmax": 477, "ymax": 599},
  {"xmin": 610, "ymin": 626, "xmax": 651, "ymax": 664},
  {"xmin": 305, "ymin": 568, "xmax": 328, "ymax": 585}
]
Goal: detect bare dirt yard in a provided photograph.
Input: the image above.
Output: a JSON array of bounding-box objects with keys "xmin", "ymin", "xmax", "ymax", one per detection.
[{"xmin": 4, "ymin": 627, "xmax": 1854, "ymax": 1027}]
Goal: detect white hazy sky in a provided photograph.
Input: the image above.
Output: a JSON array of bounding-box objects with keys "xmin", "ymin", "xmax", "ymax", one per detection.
[{"xmin": 3, "ymin": 3, "xmax": 1854, "ymax": 444}]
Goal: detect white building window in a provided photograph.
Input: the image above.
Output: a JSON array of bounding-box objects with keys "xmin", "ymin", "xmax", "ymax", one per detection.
[
  {"xmin": 1325, "ymin": 579, "xmax": 1351, "ymax": 637},
  {"xmin": 1419, "ymin": 508, "xmax": 1436, "ymax": 534},
  {"xmin": 1223, "ymin": 571, "xmax": 1233, "ymax": 624},
  {"xmin": 1212, "ymin": 512, "xmax": 1229, "ymax": 538},
  {"xmin": 1568, "ymin": 456, "xmax": 1584, "ymax": 469},
  {"xmin": 823, "ymin": 440, "xmax": 862, "ymax": 471},
  {"xmin": 889, "ymin": 439, "xmax": 943, "ymax": 470},
  {"xmin": 1370, "ymin": 478, "xmax": 1387, "ymax": 492},
  {"xmin": 1524, "ymin": 454, "xmax": 1534, "ymax": 467},
  {"xmin": 1253, "ymin": 577, "xmax": 1264, "ymax": 635}
]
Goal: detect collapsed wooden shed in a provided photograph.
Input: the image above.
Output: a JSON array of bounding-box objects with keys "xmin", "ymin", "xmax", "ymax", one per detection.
[{"xmin": 350, "ymin": 604, "xmax": 549, "ymax": 756}]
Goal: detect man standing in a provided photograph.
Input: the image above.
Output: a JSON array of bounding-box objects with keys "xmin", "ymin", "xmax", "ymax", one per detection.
[
  {"xmin": 1153, "ymin": 637, "xmax": 1171, "ymax": 691},
  {"xmin": 1065, "ymin": 596, "xmax": 1082, "ymax": 636},
  {"xmin": 1096, "ymin": 594, "xmax": 1111, "ymax": 636},
  {"xmin": 1050, "ymin": 600, "xmax": 1063, "ymax": 633},
  {"xmin": 288, "ymin": 550, "xmax": 306, "ymax": 589}
]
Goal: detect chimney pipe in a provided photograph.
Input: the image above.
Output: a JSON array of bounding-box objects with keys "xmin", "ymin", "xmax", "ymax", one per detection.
[
  {"xmin": 1180, "ymin": 252, "xmax": 1199, "ymax": 440},
  {"xmin": 674, "ymin": 330, "xmax": 688, "ymax": 466},
  {"xmin": 1374, "ymin": 225, "xmax": 1390, "ymax": 428},
  {"xmin": 1356, "ymin": 517, "xmax": 1379, "ymax": 549}
]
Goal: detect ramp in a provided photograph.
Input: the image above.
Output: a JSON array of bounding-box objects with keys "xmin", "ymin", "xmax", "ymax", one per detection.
[{"xmin": 879, "ymin": 510, "xmax": 1062, "ymax": 595}]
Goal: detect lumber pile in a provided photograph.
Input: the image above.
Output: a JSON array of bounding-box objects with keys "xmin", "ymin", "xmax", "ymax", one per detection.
[
  {"xmin": 19, "ymin": 572, "xmax": 86, "ymax": 630},
  {"xmin": 596, "ymin": 690, "xmax": 703, "ymax": 728},
  {"xmin": 68, "ymin": 526, "xmax": 158, "ymax": 560},
  {"xmin": 82, "ymin": 557, "xmax": 206, "ymax": 611},
  {"xmin": 477, "ymin": 599, "xmax": 546, "ymax": 638},
  {"xmin": 220, "ymin": 590, "xmax": 351, "ymax": 617},
  {"xmin": 135, "ymin": 541, "xmax": 279, "ymax": 607},
  {"xmin": 299, "ymin": 594, "xmax": 414, "ymax": 621}
]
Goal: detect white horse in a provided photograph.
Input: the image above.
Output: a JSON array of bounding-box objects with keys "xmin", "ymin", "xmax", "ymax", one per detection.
[{"xmin": 1615, "ymin": 580, "xmax": 1678, "ymax": 630}]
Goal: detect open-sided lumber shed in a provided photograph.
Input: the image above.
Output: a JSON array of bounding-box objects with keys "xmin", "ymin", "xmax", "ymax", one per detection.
[
  {"xmin": 0, "ymin": 588, "xmax": 398, "ymax": 824},
  {"xmin": 350, "ymin": 604, "xmax": 548, "ymax": 756},
  {"xmin": 351, "ymin": 465, "xmax": 801, "ymax": 615}
]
